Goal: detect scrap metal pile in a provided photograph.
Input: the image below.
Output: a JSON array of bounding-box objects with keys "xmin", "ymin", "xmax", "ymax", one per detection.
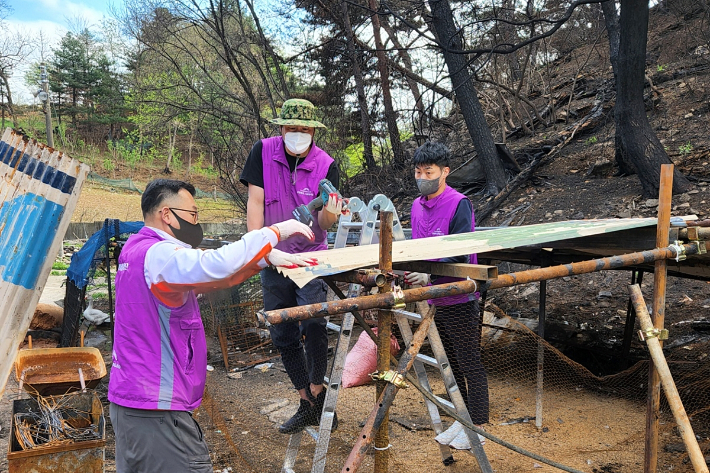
[{"xmin": 13, "ymin": 391, "xmax": 103, "ymax": 450}]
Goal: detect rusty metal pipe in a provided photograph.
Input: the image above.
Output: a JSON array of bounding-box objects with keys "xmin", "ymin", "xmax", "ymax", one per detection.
[
  {"xmin": 684, "ymin": 218, "xmax": 710, "ymax": 227},
  {"xmin": 256, "ymin": 242, "xmax": 703, "ymax": 327},
  {"xmin": 485, "ymin": 243, "xmax": 701, "ymax": 290},
  {"xmin": 679, "ymin": 226, "xmax": 710, "ymax": 241},
  {"xmin": 375, "ymin": 211, "xmax": 393, "ymax": 472},
  {"xmin": 646, "ymin": 164, "xmax": 674, "ymax": 473},
  {"xmin": 341, "ymin": 305, "xmax": 436, "ymax": 473},
  {"xmin": 325, "ymin": 269, "xmax": 387, "ymax": 287},
  {"xmin": 629, "ymin": 284, "xmax": 709, "ymax": 473}
]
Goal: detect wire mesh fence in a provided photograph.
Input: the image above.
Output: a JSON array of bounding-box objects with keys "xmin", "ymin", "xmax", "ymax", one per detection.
[{"xmin": 199, "ymin": 274, "xmax": 279, "ymax": 371}]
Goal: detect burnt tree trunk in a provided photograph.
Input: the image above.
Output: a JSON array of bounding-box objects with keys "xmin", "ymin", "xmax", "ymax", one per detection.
[
  {"xmin": 368, "ymin": 0, "xmax": 405, "ymax": 169},
  {"xmin": 602, "ymin": 0, "xmax": 638, "ymax": 176},
  {"xmin": 605, "ymin": 0, "xmax": 691, "ymax": 196},
  {"xmin": 381, "ymin": 19, "xmax": 427, "ymax": 132},
  {"xmin": 342, "ymin": 1, "xmax": 375, "ymax": 171},
  {"xmin": 427, "ymin": 0, "xmax": 508, "ymax": 195}
]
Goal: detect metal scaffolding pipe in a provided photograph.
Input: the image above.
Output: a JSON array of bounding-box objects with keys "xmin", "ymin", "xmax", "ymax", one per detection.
[
  {"xmin": 375, "ymin": 211, "xmax": 393, "ymax": 472},
  {"xmin": 340, "ymin": 305, "xmax": 436, "ymax": 473},
  {"xmin": 325, "ymin": 269, "xmax": 387, "ymax": 287},
  {"xmin": 255, "ymin": 242, "xmax": 704, "ymax": 327},
  {"xmin": 628, "ymin": 284, "xmax": 709, "ymax": 473}
]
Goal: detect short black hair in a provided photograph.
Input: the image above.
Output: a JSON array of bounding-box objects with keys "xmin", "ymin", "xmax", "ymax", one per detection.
[
  {"xmin": 141, "ymin": 179, "xmax": 196, "ymax": 216},
  {"xmin": 412, "ymin": 141, "xmax": 451, "ymax": 168}
]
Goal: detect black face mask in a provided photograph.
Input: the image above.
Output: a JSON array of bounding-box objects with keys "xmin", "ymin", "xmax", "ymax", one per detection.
[{"xmin": 168, "ymin": 209, "xmax": 204, "ymax": 248}]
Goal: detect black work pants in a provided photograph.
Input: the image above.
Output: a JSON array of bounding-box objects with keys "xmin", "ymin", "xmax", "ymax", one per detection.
[
  {"xmin": 435, "ymin": 299, "xmax": 489, "ymax": 425},
  {"xmin": 261, "ymin": 267, "xmax": 329, "ymax": 392}
]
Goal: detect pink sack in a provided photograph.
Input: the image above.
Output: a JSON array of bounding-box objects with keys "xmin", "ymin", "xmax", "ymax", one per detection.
[{"xmin": 342, "ymin": 328, "xmax": 400, "ymax": 388}]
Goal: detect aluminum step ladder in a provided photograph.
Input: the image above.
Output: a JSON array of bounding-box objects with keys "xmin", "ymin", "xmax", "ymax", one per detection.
[
  {"xmin": 281, "ymin": 195, "xmax": 491, "ymax": 472},
  {"xmin": 394, "ymin": 302, "xmax": 492, "ymax": 472}
]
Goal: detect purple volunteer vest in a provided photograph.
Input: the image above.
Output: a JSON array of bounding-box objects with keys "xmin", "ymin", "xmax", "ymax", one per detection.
[
  {"xmin": 108, "ymin": 227, "xmax": 207, "ymax": 411},
  {"xmin": 411, "ymin": 185, "xmax": 477, "ymax": 306},
  {"xmin": 261, "ymin": 136, "xmax": 333, "ymax": 254}
]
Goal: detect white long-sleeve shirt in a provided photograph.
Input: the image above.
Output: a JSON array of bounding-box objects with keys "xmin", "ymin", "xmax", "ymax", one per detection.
[{"xmin": 143, "ymin": 226, "xmax": 278, "ymax": 307}]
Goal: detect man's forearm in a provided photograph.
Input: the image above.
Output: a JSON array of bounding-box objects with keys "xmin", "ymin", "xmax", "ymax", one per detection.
[
  {"xmin": 247, "ymin": 199, "xmax": 265, "ymax": 231},
  {"xmin": 317, "ymin": 209, "xmax": 338, "ymax": 231}
]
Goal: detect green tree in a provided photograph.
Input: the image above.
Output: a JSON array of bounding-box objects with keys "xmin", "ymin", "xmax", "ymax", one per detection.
[{"xmin": 50, "ymin": 29, "xmax": 127, "ymax": 142}]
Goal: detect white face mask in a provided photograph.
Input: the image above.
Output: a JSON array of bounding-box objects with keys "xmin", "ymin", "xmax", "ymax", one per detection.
[{"xmin": 284, "ymin": 132, "xmax": 312, "ymax": 155}]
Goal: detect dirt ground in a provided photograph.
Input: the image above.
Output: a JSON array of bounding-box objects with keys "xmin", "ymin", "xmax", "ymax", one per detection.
[{"xmin": 0, "ymin": 314, "xmax": 705, "ymax": 473}]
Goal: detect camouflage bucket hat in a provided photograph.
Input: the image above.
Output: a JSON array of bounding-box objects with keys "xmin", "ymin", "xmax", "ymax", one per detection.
[{"xmin": 270, "ymin": 98, "xmax": 326, "ymax": 129}]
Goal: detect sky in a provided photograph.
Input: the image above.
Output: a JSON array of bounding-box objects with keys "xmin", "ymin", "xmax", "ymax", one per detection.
[{"xmin": 5, "ymin": 0, "xmax": 113, "ymax": 103}]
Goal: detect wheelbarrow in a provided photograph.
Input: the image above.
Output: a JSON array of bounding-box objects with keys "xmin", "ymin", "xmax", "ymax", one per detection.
[{"xmin": 15, "ymin": 347, "xmax": 107, "ymax": 396}]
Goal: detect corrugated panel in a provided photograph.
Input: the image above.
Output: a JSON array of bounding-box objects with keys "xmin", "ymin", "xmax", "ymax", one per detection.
[
  {"xmin": 0, "ymin": 128, "xmax": 89, "ymax": 398},
  {"xmin": 280, "ymin": 218, "xmax": 661, "ymax": 287}
]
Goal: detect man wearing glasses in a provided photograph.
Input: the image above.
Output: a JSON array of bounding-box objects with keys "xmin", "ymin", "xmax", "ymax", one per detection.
[{"xmin": 108, "ymin": 179, "xmax": 316, "ymax": 472}]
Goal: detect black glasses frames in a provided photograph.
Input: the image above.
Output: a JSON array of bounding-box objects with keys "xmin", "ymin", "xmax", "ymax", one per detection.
[{"xmin": 167, "ymin": 207, "xmax": 199, "ymax": 224}]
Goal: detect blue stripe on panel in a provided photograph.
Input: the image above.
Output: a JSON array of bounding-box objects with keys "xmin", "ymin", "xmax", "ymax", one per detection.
[
  {"xmin": 60, "ymin": 174, "xmax": 76, "ymax": 194},
  {"xmin": 157, "ymin": 305, "xmax": 175, "ymax": 410},
  {"xmin": 0, "ymin": 142, "xmax": 10, "ymax": 163},
  {"xmin": 0, "ymin": 138, "xmax": 78, "ymax": 194},
  {"xmin": 42, "ymin": 165, "xmax": 56, "ymax": 185},
  {"xmin": 16, "ymin": 153, "xmax": 29, "ymax": 173},
  {"xmin": 0, "ymin": 143, "xmax": 12, "ymax": 165},
  {"xmin": 0, "ymin": 193, "xmax": 64, "ymax": 289},
  {"xmin": 32, "ymin": 161, "xmax": 45, "ymax": 180},
  {"xmin": 24, "ymin": 155, "xmax": 37, "ymax": 176},
  {"xmin": 8, "ymin": 148, "xmax": 21, "ymax": 168}
]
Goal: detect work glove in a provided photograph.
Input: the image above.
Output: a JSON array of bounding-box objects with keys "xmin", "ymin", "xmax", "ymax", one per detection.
[
  {"xmin": 271, "ymin": 219, "xmax": 315, "ymax": 241},
  {"xmin": 324, "ymin": 193, "xmax": 349, "ymax": 216},
  {"xmin": 404, "ymin": 272, "xmax": 430, "ymax": 287},
  {"xmin": 265, "ymin": 248, "xmax": 319, "ymax": 269}
]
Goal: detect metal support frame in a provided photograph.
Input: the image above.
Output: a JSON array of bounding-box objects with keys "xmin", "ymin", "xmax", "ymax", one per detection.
[
  {"xmin": 646, "ymin": 164, "xmax": 673, "ymax": 473},
  {"xmin": 281, "ymin": 196, "xmax": 405, "ymax": 473},
  {"xmin": 257, "ymin": 242, "xmax": 704, "ymax": 327}
]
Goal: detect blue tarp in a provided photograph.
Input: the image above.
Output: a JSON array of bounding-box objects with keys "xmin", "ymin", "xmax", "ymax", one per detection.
[{"xmin": 67, "ymin": 219, "xmax": 144, "ymax": 289}]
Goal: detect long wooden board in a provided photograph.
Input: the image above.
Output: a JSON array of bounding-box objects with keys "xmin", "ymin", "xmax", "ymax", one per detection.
[{"xmin": 278, "ymin": 218, "xmax": 659, "ymax": 287}]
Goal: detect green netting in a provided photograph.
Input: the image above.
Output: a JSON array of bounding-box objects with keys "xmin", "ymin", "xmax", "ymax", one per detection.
[
  {"xmin": 195, "ymin": 187, "xmax": 232, "ymax": 200},
  {"xmin": 87, "ymin": 172, "xmax": 231, "ymax": 200},
  {"xmin": 88, "ymin": 172, "xmax": 142, "ymax": 193}
]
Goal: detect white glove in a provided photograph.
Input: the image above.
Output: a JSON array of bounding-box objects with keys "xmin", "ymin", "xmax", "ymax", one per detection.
[
  {"xmin": 405, "ymin": 272, "xmax": 430, "ymax": 287},
  {"xmin": 271, "ymin": 219, "xmax": 315, "ymax": 241},
  {"xmin": 266, "ymin": 249, "xmax": 319, "ymax": 269},
  {"xmin": 324, "ymin": 193, "xmax": 344, "ymax": 215}
]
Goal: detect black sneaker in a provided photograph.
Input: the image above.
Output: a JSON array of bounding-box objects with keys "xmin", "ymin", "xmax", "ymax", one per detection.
[
  {"xmin": 279, "ymin": 398, "xmax": 315, "ymax": 434},
  {"xmin": 310, "ymin": 389, "xmax": 339, "ymax": 432}
]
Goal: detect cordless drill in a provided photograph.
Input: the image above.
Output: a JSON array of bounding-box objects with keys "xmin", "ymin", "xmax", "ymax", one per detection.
[{"xmin": 292, "ymin": 179, "xmax": 347, "ymax": 227}]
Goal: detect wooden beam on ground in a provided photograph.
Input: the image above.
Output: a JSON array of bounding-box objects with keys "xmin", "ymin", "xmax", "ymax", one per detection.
[{"xmin": 392, "ymin": 262, "xmax": 498, "ymax": 280}]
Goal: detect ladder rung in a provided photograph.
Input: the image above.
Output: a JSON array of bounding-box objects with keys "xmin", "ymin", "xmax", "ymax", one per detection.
[
  {"xmin": 339, "ymin": 222, "xmax": 366, "ymax": 228},
  {"xmin": 416, "ymin": 353, "xmax": 439, "ymax": 367},
  {"xmin": 326, "ymin": 322, "xmax": 341, "ymax": 332},
  {"xmin": 304, "ymin": 426, "xmax": 319, "ymax": 441},
  {"xmin": 393, "ymin": 309, "xmax": 422, "ymax": 322},
  {"xmin": 433, "ymin": 395, "xmax": 454, "ymax": 410}
]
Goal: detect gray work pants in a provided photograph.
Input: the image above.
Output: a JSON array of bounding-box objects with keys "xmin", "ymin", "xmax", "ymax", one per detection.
[{"xmin": 110, "ymin": 402, "xmax": 212, "ymax": 473}]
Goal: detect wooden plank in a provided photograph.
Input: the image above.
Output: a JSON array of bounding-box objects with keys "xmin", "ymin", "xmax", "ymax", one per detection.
[
  {"xmin": 392, "ymin": 262, "xmax": 498, "ymax": 280},
  {"xmin": 280, "ymin": 218, "xmax": 659, "ymax": 287}
]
